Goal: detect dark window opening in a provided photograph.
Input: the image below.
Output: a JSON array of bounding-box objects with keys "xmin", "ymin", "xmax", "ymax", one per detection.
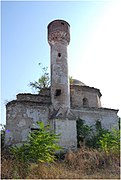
[
  {"xmin": 61, "ymin": 22, "xmax": 64, "ymax": 25},
  {"xmin": 55, "ymin": 89, "xmax": 61, "ymax": 96},
  {"xmin": 95, "ymin": 120, "xmax": 102, "ymax": 130},
  {"xmin": 83, "ymin": 98, "xmax": 89, "ymax": 107},
  {"xmin": 58, "ymin": 53, "xmax": 61, "ymax": 57},
  {"xmin": 31, "ymin": 128, "xmax": 39, "ymax": 131}
]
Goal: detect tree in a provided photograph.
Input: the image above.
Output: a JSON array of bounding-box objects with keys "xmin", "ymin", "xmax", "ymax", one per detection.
[
  {"xmin": 29, "ymin": 63, "xmax": 50, "ymax": 93},
  {"xmin": 69, "ymin": 76, "xmax": 74, "ymax": 85}
]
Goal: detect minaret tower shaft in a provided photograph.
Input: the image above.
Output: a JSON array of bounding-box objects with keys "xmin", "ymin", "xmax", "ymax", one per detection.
[{"xmin": 48, "ymin": 20, "xmax": 70, "ymax": 110}]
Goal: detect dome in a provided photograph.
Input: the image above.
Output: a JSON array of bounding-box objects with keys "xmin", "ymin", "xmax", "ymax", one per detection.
[{"xmin": 70, "ymin": 79, "xmax": 86, "ymax": 86}]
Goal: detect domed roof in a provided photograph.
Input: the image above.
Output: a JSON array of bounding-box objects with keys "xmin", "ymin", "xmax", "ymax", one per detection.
[
  {"xmin": 70, "ymin": 79, "xmax": 102, "ymax": 97},
  {"xmin": 70, "ymin": 79, "xmax": 86, "ymax": 86}
]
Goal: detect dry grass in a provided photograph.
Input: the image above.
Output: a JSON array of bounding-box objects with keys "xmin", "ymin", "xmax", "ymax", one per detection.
[{"xmin": 1, "ymin": 147, "xmax": 120, "ymax": 179}]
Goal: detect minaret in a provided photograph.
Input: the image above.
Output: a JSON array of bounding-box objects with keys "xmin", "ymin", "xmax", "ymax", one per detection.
[{"xmin": 48, "ymin": 20, "xmax": 70, "ymax": 111}]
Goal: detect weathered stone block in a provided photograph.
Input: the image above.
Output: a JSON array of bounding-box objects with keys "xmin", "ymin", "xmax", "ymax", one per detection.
[{"xmin": 51, "ymin": 119, "xmax": 77, "ymax": 150}]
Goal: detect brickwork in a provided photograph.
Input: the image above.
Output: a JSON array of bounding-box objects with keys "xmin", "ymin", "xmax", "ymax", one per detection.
[{"xmin": 48, "ymin": 20, "xmax": 70, "ymax": 45}]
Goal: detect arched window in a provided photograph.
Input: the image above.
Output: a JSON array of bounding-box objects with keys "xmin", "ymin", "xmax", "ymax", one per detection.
[{"xmin": 83, "ymin": 98, "xmax": 89, "ymax": 107}]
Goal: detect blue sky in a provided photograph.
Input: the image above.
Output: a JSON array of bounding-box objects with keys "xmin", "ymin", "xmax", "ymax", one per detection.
[{"xmin": 1, "ymin": 0, "xmax": 121, "ymax": 125}]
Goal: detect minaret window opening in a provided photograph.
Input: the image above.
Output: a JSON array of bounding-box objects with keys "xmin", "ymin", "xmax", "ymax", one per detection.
[
  {"xmin": 61, "ymin": 22, "xmax": 64, "ymax": 25},
  {"xmin": 55, "ymin": 89, "xmax": 61, "ymax": 96},
  {"xmin": 58, "ymin": 53, "xmax": 61, "ymax": 57},
  {"xmin": 83, "ymin": 98, "xmax": 89, "ymax": 107}
]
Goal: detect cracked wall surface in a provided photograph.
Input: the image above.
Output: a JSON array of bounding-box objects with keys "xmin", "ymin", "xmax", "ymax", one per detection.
[{"xmin": 5, "ymin": 101, "xmax": 50, "ymax": 145}]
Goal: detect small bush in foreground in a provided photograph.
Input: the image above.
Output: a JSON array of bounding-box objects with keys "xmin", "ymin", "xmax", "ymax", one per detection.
[
  {"xmin": 10, "ymin": 121, "xmax": 62, "ymax": 164},
  {"xmin": 99, "ymin": 127, "xmax": 120, "ymax": 154}
]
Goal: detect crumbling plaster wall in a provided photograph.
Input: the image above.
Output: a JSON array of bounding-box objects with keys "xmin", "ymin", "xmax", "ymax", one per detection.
[
  {"xmin": 5, "ymin": 101, "xmax": 50, "ymax": 145},
  {"xmin": 72, "ymin": 108, "xmax": 119, "ymax": 130},
  {"xmin": 5, "ymin": 89, "xmax": 119, "ymax": 148},
  {"xmin": 48, "ymin": 20, "xmax": 70, "ymax": 110},
  {"xmin": 51, "ymin": 119, "xmax": 77, "ymax": 150},
  {"xmin": 50, "ymin": 43, "xmax": 70, "ymax": 109}
]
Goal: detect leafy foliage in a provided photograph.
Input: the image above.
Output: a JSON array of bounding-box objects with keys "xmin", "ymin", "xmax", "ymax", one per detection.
[
  {"xmin": 69, "ymin": 76, "xmax": 74, "ymax": 85},
  {"xmin": 29, "ymin": 63, "xmax": 50, "ymax": 93},
  {"xmin": 76, "ymin": 119, "xmax": 93, "ymax": 147},
  {"xmin": 99, "ymin": 127, "xmax": 120, "ymax": 154},
  {"xmin": 76, "ymin": 119, "xmax": 120, "ymax": 153},
  {"xmin": 10, "ymin": 121, "xmax": 62, "ymax": 164},
  {"xmin": 86, "ymin": 120, "xmax": 110, "ymax": 148}
]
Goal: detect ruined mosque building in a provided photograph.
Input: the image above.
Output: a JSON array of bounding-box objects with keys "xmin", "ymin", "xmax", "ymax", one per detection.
[{"xmin": 5, "ymin": 20, "xmax": 119, "ymax": 149}]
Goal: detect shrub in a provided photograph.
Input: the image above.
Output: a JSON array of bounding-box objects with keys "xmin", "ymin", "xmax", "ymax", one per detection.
[
  {"xmin": 86, "ymin": 120, "xmax": 110, "ymax": 148},
  {"xmin": 10, "ymin": 121, "xmax": 62, "ymax": 164},
  {"xmin": 99, "ymin": 127, "xmax": 120, "ymax": 154},
  {"xmin": 76, "ymin": 119, "xmax": 120, "ymax": 152},
  {"xmin": 76, "ymin": 119, "xmax": 93, "ymax": 147},
  {"xmin": 29, "ymin": 63, "xmax": 50, "ymax": 93}
]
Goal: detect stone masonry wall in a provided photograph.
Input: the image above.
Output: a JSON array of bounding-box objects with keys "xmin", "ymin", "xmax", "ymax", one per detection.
[
  {"xmin": 5, "ymin": 101, "xmax": 50, "ymax": 145},
  {"xmin": 70, "ymin": 85, "xmax": 101, "ymax": 109},
  {"xmin": 48, "ymin": 20, "xmax": 70, "ymax": 110},
  {"xmin": 5, "ymin": 89, "xmax": 119, "ymax": 147},
  {"xmin": 71, "ymin": 107, "xmax": 119, "ymax": 130},
  {"xmin": 17, "ymin": 93, "xmax": 51, "ymax": 104},
  {"xmin": 51, "ymin": 119, "xmax": 77, "ymax": 150}
]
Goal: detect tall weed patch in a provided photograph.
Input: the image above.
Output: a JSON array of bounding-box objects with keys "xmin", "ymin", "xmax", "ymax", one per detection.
[
  {"xmin": 65, "ymin": 148, "xmax": 109, "ymax": 172},
  {"xmin": 99, "ymin": 127, "xmax": 120, "ymax": 154},
  {"xmin": 10, "ymin": 122, "xmax": 61, "ymax": 164}
]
